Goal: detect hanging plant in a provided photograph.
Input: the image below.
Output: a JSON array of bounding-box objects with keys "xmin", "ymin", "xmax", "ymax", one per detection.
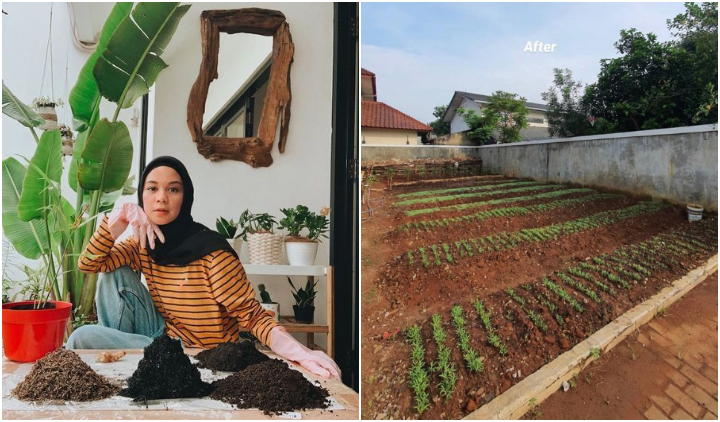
[
  {"xmin": 32, "ymin": 96, "xmax": 64, "ymax": 131},
  {"xmin": 57, "ymin": 124, "xmax": 74, "ymax": 156}
]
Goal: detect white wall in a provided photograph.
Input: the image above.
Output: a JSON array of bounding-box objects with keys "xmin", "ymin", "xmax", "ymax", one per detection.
[
  {"xmin": 450, "ymin": 97, "xmax": 478, "ymax": 133},
  {"xmin": 2, "ymin": 2, "xmax": 141, "ymax": 291},
  {"xmin": 150, "ymin": 2, "xmax": 335, "ymax": 347}
]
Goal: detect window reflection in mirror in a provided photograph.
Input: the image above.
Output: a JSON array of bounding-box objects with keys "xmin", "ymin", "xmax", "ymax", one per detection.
[{"xmin": 203, "ymin": 33, "xmax": 272, "ymax": 138}]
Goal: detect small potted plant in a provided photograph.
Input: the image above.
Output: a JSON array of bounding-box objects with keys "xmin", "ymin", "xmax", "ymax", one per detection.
[
  {"xmin": 243, "ymin": 210, "xmax": 282, "ymax": 265},
  {"xmin": 216, "ymin": 216, "xmax": 244, "ymax": 255},
  {"xmin": 287, "ymin": 277, "xmax": 317, "ymax": 324},
  {"xmin": 257, "ymin": 284, "xmax": 280, "ymax": 322},
  {"xmin": 58, "ymin": 124, "xmax": 74, "ymax": 156},
  {"xmin": 279, "ymin": 205, "xmax": 330, "ymax": 266},
  {"xmin": 31, "ymin": 96, "xmax": 64, "ymax": 131}
]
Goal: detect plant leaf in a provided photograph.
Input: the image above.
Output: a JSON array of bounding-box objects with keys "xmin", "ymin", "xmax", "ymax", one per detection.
[
  {"xmin": 68, "ymin": 129, "xmax": 87, "ymax": 192},
  {"xmin": 95, "ymin": 3, "xmax": 191, "ymax": 108},
  {"xmin": 2, "ymin": 81, "xmax": 45, "ymax": 128},
  {"xmin": 2, "ymin": 157, "xmax": 51, "ymax": 259},
  {"xmin": 69, "ymin": 2, "xmax": 133, "ymax": 129},
  {"xmin": 78, "ymin": 119, "xmax": 133, "ymax": 193},
  {"xmin": 18, "ymin": 130, "xmax": 63, "ymax": 222}
]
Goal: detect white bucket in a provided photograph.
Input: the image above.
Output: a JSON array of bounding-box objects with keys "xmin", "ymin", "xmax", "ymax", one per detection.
[
  {"xmin": 260, "ymin": 303, "xmax": 280, "ymax": 322},
  {"xmin": 687, "ymin": 204, "xmax": 703, "ymax": 222}
]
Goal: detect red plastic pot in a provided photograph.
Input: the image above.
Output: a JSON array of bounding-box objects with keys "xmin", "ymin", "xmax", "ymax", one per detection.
[{"xmin": 2, "ymin": 300, "xmax": 72, "ymax": 362}]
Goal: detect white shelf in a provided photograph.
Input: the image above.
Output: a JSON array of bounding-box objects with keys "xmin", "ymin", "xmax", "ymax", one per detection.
[{"xmin": 243, "ymin": 264, "xmax": 327, "ymax": 276}]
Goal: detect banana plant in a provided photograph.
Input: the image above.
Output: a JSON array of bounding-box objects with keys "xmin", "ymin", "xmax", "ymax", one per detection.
[{"xmin": 2, "ymin": 2, "xmax": 190, "ymax": 327}]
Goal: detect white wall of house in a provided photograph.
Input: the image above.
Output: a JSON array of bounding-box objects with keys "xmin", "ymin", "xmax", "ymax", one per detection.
[
  {"xmin": 361, "ymin": 128, "xmax": 421, "ymax": 145},
  {"xmin": 526, "ymin": 109, "xmax": 549, "ymax": 127},
  {"xmin": 150, "ymin": 2, "xmax": 335, "ymax": 347},
  {"xmin": 449, "ymin": 97, "xmax": 479, "ymax": 133}
]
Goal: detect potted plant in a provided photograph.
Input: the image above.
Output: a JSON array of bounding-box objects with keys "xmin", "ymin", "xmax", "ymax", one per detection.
[
  {"xmin": 58, "ymin": 124, "xmax": 74, "ymax": 156},
  {"xmin": 257, "ymin": 284, "xmax": 280, "ymax": 322},
  {"xmin": 279, "ymin": 205, "xmax": 330, "ymax": 266},
  {"xmin": 287, "ymin": 277, "xmax": 317, "ymax": 324},
  {"xmin": 31, "ymin": 96, "xmax": 64, "ymax": 131},
  {"xmin": 243, "ymin": 210, "xmax": 282, "ymax": 265},
  {"xmin": 1, "ymin": 3, "xmax": 190, "ymax": 361},
  {"xmin": 216, "ymin": 216, "xmax": 244, "ymax": 254}
]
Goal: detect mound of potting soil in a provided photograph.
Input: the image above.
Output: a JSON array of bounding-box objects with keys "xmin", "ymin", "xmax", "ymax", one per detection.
[
  {"xmin": 12, "ymin": 349, "xmax": 119, "ymax": 402},
  {"xmin": 195, "ymin": 340, "xmax": 269, "ymax": 372},
  {"xmin": 211, "ymin": 358, "xmax": 331, "ymax": 415},
  {"xmin": 120, "ymin": 334, "xmax": 212, "ymax": 401}
]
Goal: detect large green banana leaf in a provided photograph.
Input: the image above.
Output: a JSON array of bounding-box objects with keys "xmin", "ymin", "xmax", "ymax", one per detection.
[
  {"xmin": 69, "ymin": 2, "xmax": 133, "ymax": 129},
  {"xmin": 2, "ymin": 157, "xmax": 52, "ymax": 259},
  {"xmin": 17, "ymin": 130, "xmax": 63, "ymax": 222},
  {"xmin": 2, "ymin": 82, "xmax": 44, "ymax": 128},
  {"xmin": 67, "ymin": 129, "xmax": 87, "ymax": 192},
  {"xmin": 77, "ymin": 119, "xmax": 133, "ymax": 193},
  {"xmin": 95, "ymin": 2, "xmax": 191, "ymax": 108}
]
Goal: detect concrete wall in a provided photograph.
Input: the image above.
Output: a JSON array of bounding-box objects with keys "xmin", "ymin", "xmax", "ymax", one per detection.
[
  {"xmin": 362, "ymin": 128, "xmax": 421, "ymax": 145},
  {"xmin": 362, "ymin": 125, "xmax": 719, "ymax": 211}
]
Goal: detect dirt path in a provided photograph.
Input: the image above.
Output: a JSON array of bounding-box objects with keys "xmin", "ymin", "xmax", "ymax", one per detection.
[{"xmin": 528, "ymin": 272, "xmax": 718, "ymax": 420}]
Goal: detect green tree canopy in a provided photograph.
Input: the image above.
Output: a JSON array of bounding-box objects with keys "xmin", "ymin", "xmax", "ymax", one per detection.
[
  {"xmin": 457, "ymin": 91, "xmax": 529, "ymax": 144},
  {"xmin": 427, "ymin": 105, "xmax": 451, "ymax": 136}
]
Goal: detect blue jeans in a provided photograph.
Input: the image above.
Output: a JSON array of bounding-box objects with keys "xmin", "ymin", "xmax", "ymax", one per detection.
[{"xmin": 66, "ymin": 266, "xmax": 166, "ymax": 349}]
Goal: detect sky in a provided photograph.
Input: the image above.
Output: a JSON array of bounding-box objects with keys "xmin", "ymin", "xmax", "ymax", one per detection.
[{"xmin": 361, "ymin": 2, "xmax": 689, "ymax": 124}]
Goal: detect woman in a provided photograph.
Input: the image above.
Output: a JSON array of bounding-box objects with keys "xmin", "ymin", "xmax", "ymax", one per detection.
[{"xmin": 67, "ymin": 156, "xmax": 340, "ymax": 379}]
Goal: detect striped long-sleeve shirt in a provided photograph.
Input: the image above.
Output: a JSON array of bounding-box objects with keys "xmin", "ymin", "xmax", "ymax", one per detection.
[{"xmin": 78, "ymin": 216, "xmax": 279, "ymax": 348}]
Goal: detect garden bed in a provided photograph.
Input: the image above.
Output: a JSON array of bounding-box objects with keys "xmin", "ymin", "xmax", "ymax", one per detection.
[{"xmin": 360, "ymin": 175, "xmax": 718, "ymax": 420}]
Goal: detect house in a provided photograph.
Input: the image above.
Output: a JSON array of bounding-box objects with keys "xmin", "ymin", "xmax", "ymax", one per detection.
[
  {"xmin": 441, "ymin": 91, "xmax": 552, "ymax": 142},
  {"xmin": 361, "ymin": 68, "xmax": 431, "ymax": 145}
]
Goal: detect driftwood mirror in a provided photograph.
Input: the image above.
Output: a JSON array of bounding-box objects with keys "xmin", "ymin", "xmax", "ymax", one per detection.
[{"xmin": 187, "ymin": 8, "xmax": 294, "ymax": 167}]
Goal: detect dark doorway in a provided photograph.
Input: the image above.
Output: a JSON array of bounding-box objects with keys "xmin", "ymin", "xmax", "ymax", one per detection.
[{"xmin": 330, "ymin": 2, "xmax": 359, "ymax": 391}]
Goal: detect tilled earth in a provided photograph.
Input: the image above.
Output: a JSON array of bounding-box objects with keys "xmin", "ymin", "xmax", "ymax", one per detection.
[{"xmin": 360, "ymin": 175, "xmax": 718, "ymax": 420}]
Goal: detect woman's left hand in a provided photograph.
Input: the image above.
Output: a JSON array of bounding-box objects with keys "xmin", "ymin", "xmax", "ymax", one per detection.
[{"xmin": 268, "ymin": 327, "xmax": 341, "ymax": 379}]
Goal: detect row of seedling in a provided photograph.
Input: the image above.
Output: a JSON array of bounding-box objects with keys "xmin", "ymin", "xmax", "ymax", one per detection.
[
  {"xmin": 450, "ymin": 305, "xmax": 485, "ymax": 372},
  {"xmin": 406, "ymin": 187, "xmax": 596, "ymax": 217},
  {"xmin": 394, "ymin": 183, "xmax": 565, "ymax": 208},
  {"xmin": 430, "ymin": 314, "xmax": 458, "ymax": 400},
  {"xmin": 396, "ymin": 193, "xmax": 618, "ymax": 234},
  {"xmin": 473, "ymin": 299, "xmax": 509, "ymax": 355},
  {"xmin": 506, "ymin": 288, "xmax": 549, "ymax": 332},
  {"xmin": 396, "ymin": 180, "xmax": 543, "ymax": 199},
  {"xmin": 405, "ymin": 202, "xmax": 669, "ymax": 267},
  {"xmin": 406, "ymin": 325, "xmax": 431, "ymax": 414}
]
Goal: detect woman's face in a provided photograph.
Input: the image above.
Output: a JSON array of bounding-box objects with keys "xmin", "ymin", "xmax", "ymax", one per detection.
[{"xmin": 142, "ymin": 166, "xmax": 184, "ymax": 225}]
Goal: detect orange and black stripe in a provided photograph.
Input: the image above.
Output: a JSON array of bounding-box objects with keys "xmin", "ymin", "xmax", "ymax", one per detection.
[{"xmin": 78, "ymin": 216, "xmax": 279, "ymax": 348}]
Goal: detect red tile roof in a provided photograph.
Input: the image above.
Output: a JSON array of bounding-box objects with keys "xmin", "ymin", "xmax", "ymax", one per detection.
[
  {"xmin": 362, "ymin": 101, "xmax": 432, "ymax": 132},
  {"xmin": 361, "ymin": 68, "xmax": 375, "ymax": 76}
]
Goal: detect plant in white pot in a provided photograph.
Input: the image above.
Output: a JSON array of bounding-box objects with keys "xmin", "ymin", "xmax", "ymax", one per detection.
[
  {"xmin": 31, "ymin": 96, "xmax": 63, "ymax": 131},
  {"xmin": 257, "ymin": 284, "xmax": 280, "ymax": 322},
  {"xmin": 216, "ymin": 216, "xmax": 244, "ymax": 255},
  {"xmin": 287, "ymin": 277, "xmax": 318, "ymax": 324},
  {"xmin": 243, "ymin": 210, "xmax": 282, "ymax": 265},
  {"xmin": 279, "ymin": 205, "xmax": 330, "ymax": 266},
  {"xmin": 57, "ymin": 124, "xmax": 75, "ymax": 157}
]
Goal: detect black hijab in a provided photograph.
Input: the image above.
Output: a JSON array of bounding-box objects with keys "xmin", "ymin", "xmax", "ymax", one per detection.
[{"xmin": 138, "ymin": 156, "xmax": 239, "ymax": 266}]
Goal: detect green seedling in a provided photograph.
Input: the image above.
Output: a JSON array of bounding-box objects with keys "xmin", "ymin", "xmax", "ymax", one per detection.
[{"xmin": 406, "ymin": 325, "xmax": 430, "ymax": 414}]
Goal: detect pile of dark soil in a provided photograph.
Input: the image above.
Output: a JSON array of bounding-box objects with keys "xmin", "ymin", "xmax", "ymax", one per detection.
[
  {"xmin": 120, "ymin": 334, "xmax": 212, "ymax": 401},
  {"xmin": 12, "ymin": 349, "xmax": 119, "ymax": 401},
  {"xmin": 211, "ymin": 359, "xmax": 331, "ymax": 415},
  {"xmin": 195, "ymin": 340, "xmax": 269, "ymax": 372}
]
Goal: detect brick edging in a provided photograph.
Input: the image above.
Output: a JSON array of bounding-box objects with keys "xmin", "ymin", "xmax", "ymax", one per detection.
[{"xmin": 464, "ymin": 255, "xmax": 719, "ymax": 420}]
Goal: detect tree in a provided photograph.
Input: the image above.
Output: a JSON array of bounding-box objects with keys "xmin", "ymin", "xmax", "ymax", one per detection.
[
  {"xmin": 485, "ymin": 91, "xmax": 529, "ymax": 143},
  {"xmin": 542, "ymin": 69, "xmax": 593, "ymax": 137},
  {"xmin": 457, "ymin": 91, "xmax": 530, "ymax": 144},
  {"xmin": 427, "ymin": 105, "xmax": 451, "ymax": 136}
]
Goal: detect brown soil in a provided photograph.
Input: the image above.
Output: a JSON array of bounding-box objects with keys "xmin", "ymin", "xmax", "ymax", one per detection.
[
  {"xmin": 360, "ymin": 176, "xmax": 718, "ymax": 420},
  {"xmin": 210, "ymin": 359, "xmax": 331, "ymax": 415},
  {"xmin": 120, "ymin": 334, "xmax": 212, "ymax": 401},
  {"xmin": 12, "ymin": 349, "xmax": 119, "ymax": 401},
  {"xmin": 524, "ymin": 272, "xmax": 719, "ymax": 420},
  {"xmin": 7, "ymin": 302, "xmax": 56, "ymax": 310},
  {"xmin": 195, "ymin": 340, "xmax": 269, "ymax": 372}
]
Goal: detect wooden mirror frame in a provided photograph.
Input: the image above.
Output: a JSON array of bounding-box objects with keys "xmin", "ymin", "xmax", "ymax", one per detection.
[{"xmin": 187, "ymin": 8, "xmax": 294, "ymax": 167}]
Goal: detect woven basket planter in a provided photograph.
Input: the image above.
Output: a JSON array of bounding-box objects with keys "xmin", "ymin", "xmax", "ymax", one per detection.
[
  {"xmin": 247, "ymin": 232, "xmax": 282, "ymax": 264},
  {"xmin": 37, "ymin": 106, "xmax": 58, "ymax": 131}
]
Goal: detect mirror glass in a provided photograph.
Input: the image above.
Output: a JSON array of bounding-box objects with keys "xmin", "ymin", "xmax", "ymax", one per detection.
[{"xmin": 203, "ymin": 33, "xmax": 272, "ymax": 138}]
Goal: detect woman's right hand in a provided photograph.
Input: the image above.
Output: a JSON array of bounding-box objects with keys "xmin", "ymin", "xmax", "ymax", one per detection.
[{"xmin": 107, "ymin": 203, "xmax": 165, "ymax": 250}]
